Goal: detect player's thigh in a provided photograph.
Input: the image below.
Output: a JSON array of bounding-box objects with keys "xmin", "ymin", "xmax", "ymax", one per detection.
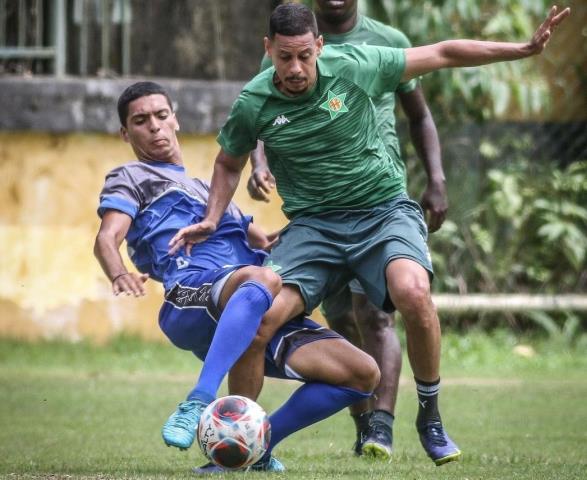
[
  {"xmin": 256, "ymin": 284, "xmax": 307, "ymax": 343},
  {"xmin": 267, "ymin": 220, "xmax": 350, "ymax": 313},
  {"xmin": 351, "ymin": 195, "xmax": 433, "ymax": 311},
  {"xmin": 159, "ymin": 300, "xmax": 216, "ymax": 359},
  {"xmin": 287, "ymin": 337, "xmax": 379, "ymax": 389}
]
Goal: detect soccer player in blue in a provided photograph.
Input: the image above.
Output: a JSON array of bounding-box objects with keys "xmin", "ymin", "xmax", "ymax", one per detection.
[{"xmin": 94, "ymin": 81, "xmax": 380, "ymax": 471}]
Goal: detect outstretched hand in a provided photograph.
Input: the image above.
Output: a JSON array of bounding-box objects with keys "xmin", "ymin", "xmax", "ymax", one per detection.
[
  {"xmin": 527, "ymin": 5, "xmax": 570, "ymax": 55},
  {"xmin": 168, "ymin": 219, "xmax": 217, "ymax": 256}
]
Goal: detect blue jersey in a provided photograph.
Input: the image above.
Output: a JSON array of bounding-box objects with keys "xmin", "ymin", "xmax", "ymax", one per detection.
[{"xmin": 97, "ymin": 160, "xmax": 267, "ymax": 290}]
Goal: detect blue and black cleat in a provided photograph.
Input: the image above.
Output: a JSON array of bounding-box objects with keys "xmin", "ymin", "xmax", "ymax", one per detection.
[{"xmin": 418, "ymin": 421, "xmax": 461, "ymax": 466}]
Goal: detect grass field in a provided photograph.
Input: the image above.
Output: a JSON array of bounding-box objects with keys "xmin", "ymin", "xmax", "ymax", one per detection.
[{"xmin": 1, "ymin": 331, "xmax": 586, "ymax": 479}]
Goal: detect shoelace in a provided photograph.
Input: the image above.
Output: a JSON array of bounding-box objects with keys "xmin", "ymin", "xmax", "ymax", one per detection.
[
  {"xmin": 369, "ymin": 423, "xmax": 392, "ymax": 442},
  {"xmin": 169, "ymin": 401, "xmax": 200, "ymax": 429},
  {"xmin": 424, "ymin": 424, "xmax": 448, "ymax": 447}
]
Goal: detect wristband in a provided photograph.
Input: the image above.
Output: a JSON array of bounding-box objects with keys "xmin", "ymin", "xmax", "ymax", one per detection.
[{"xmin": 111, "ymin": 272, "xmax": 129, "ymax": 283}]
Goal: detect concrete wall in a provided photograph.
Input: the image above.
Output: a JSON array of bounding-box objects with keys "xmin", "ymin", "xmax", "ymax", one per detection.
[
  {"xmin": 0, "ymin": 132, "xmax": 288, "ymax": 343},
  {"xmin": 0, "ymin": 77, "xmax": 244, "ymax": 134}
]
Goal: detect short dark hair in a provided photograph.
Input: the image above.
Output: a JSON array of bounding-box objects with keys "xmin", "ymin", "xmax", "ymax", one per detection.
[
  {"xmin": 117, "ymin": 81, "xmax": 173, "ymax": 127},
  {"xmin": 269, "ymin": 2, "xmax": 318, "ymax": 39}
]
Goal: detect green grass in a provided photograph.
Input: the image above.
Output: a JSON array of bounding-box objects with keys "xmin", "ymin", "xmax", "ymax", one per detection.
[{"xmin": 0, "ymin": 332, "xmax": 586, "ymax": 479}]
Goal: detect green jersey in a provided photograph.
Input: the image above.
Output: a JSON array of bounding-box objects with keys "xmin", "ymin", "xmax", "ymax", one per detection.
[
  {"xmin": 323, "ymin": 15, "xmax": 417, "ymax": 183},
  {"xmin": 217, "ymin": 43, "xmax": 406, "ymax": 219},
  {"xmin": 259, "ymin": 15, "xmax": 417, "ymax": 185}
]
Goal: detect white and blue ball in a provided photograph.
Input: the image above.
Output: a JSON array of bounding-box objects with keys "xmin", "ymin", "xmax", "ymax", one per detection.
[{"xmin": 197, "ymin": 395, "xmax": 271, "ymax": 470}]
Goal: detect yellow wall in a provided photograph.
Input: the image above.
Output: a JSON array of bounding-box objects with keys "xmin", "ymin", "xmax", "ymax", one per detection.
[{"xmin": 0, "ymin": 132, "xmax": 289, "ymax": 343}]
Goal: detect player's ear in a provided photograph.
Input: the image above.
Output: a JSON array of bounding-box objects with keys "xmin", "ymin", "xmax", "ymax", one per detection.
[
  {"xmin": 120, "ymin": 126, "xmax": 129, "ymax": 143},
  {"xmin": 316, "ymin": 34, "xmax": 324, "ymax": 54},
  {"xmin": 174, "ymin": 115, "xmax": 180, "ymax": 132},
  {"xmin": 263, "ymin": 36, "xmax": 272, "ymax": 57}
]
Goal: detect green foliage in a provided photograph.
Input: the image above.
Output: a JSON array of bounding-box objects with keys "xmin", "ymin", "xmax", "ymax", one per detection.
[
  {"xmin": 360, "ymin": 0, "xmax": 552, "ymax": 120},
  {"xmin": 524, "ymin": 310, "xmax": 585, "ymax": 346},
  {"xmin": 427, "ymin": 142, "xmax": 587, "ymax": 295}
]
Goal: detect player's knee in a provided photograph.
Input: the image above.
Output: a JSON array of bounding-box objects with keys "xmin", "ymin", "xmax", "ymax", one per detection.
[
  {"xmin": 262, "ymin": 269, "xmax": 282, "ymax": 297},
  {"xmin": 356, "ymin": 303, "xmax": 393, "ymax": 333},
  {"xmin": 347, "ymin": 352, "xmax": 380, "ymax": 392},
  {"xmin": 391, "ymin": 277, "xmax": 432, "ymax": 315},
  {"xmin": 360, "ymin": 355, "xmax": 381, "ymax": 392},
  {"xmin": 248, "ymin": 267, "xmax": 282, "ymax": 297}
]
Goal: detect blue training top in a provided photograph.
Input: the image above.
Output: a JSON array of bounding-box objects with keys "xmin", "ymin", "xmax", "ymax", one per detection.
[{"xmin": 97, "ymin": 160, "xmax": 267, "ymax": 290}]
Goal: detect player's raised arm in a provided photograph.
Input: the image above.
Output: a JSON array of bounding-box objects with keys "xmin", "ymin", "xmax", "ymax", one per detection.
[
  {"xmin": 401, "ymin": 5, "xmax": 570, "ymax": 82},
  {"xmin": 168, "ymin": 148, "xmax": 249, "ymax": 255},
  {"xmin": 94, "ymin": 209, "xmax": 149, "ymax": 296}
]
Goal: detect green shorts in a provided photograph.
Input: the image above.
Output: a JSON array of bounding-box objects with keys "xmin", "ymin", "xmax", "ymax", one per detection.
[{"xmin": 266, "ymin": 193, "xmax": 433, "ymax": 314}]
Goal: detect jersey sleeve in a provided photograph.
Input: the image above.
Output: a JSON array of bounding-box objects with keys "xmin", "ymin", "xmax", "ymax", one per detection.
[
  {"xmin": 216, "ymin": 93, "xmax": 258, "ymax": 158},
  {"xmin": 97, "ymin": 166, "xmax": 141, "ymax": 219},
  {"xmin": 386, "ymin": 29, "xmax": 418, "ymax": 93},
  {"xmin": 340, "ymin": 45, "xmax": 406, "ymax": 98}
]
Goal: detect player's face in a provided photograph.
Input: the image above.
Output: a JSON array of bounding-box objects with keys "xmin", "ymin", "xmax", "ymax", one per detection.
[
  {"xmin": 314, "ymin": 0, "xmax": 357, "ymax": 24},
  {"xmin": 121, "ymin": 94, "xmax": 181, "ymax": 164},
  {"xmin": 265, "ymin": 32, "xmax": 323, "ymax": 96}
]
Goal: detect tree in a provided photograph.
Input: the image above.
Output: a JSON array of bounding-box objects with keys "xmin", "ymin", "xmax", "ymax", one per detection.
[{"xmin": 360, "ymin": 0, "xmax": 553, "ymax": 121}]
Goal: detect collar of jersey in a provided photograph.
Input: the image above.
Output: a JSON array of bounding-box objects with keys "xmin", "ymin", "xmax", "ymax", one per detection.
[
  {"xmin": 142, "ymin": 159, "xmax": 185, "ymax": 172},
  {"xmin": 321, "ymin": 14, "xmax": 364, "ymax": 43}
]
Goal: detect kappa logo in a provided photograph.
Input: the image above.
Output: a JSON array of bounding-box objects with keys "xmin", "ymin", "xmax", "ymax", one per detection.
[{"xmin": 272, "ymin": 114, "xmax": 290, "ymax": 126}]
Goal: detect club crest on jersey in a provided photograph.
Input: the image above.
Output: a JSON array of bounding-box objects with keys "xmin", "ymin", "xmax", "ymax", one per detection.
[
  {"xmin": 272, "ymin": 114, "xmax": 290, "ymax": 126},
  {"xmin": 319, "ymin": 90, "xmax": 349, "ymax": 120}
]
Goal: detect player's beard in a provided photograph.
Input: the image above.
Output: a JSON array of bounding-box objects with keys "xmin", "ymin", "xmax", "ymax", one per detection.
[{"xmin": 284, "ymin": 75, "xmax": 308, "ymax": 95}]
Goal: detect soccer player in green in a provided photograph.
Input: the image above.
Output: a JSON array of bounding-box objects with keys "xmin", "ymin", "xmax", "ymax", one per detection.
[
  {"xmin": 169, "ymin": 2, "xmax": 569, "ymax": 466},
  {"xmin": 246, "ymin": 0, "xmax": 446, "ymax": 461}
]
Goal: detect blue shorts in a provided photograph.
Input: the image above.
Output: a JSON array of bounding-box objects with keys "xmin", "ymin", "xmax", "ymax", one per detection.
[{"xmin": 159, "ymin": 267, "xmax": 342, "ymax": 380}]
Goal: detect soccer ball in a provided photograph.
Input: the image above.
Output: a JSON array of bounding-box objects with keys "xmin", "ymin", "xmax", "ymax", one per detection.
[{"xmin": 197, "ymin": 395, "xmax": 271, "ymax": 470}]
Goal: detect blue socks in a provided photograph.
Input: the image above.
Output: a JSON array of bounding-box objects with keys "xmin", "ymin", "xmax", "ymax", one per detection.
[
  {"xmin": 187, "ymin": 281, "xmax": 273, "ymax": 403},
  {"xmin": 267, "ymin": 382, "xmax": 371, "ymax": 453}
]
